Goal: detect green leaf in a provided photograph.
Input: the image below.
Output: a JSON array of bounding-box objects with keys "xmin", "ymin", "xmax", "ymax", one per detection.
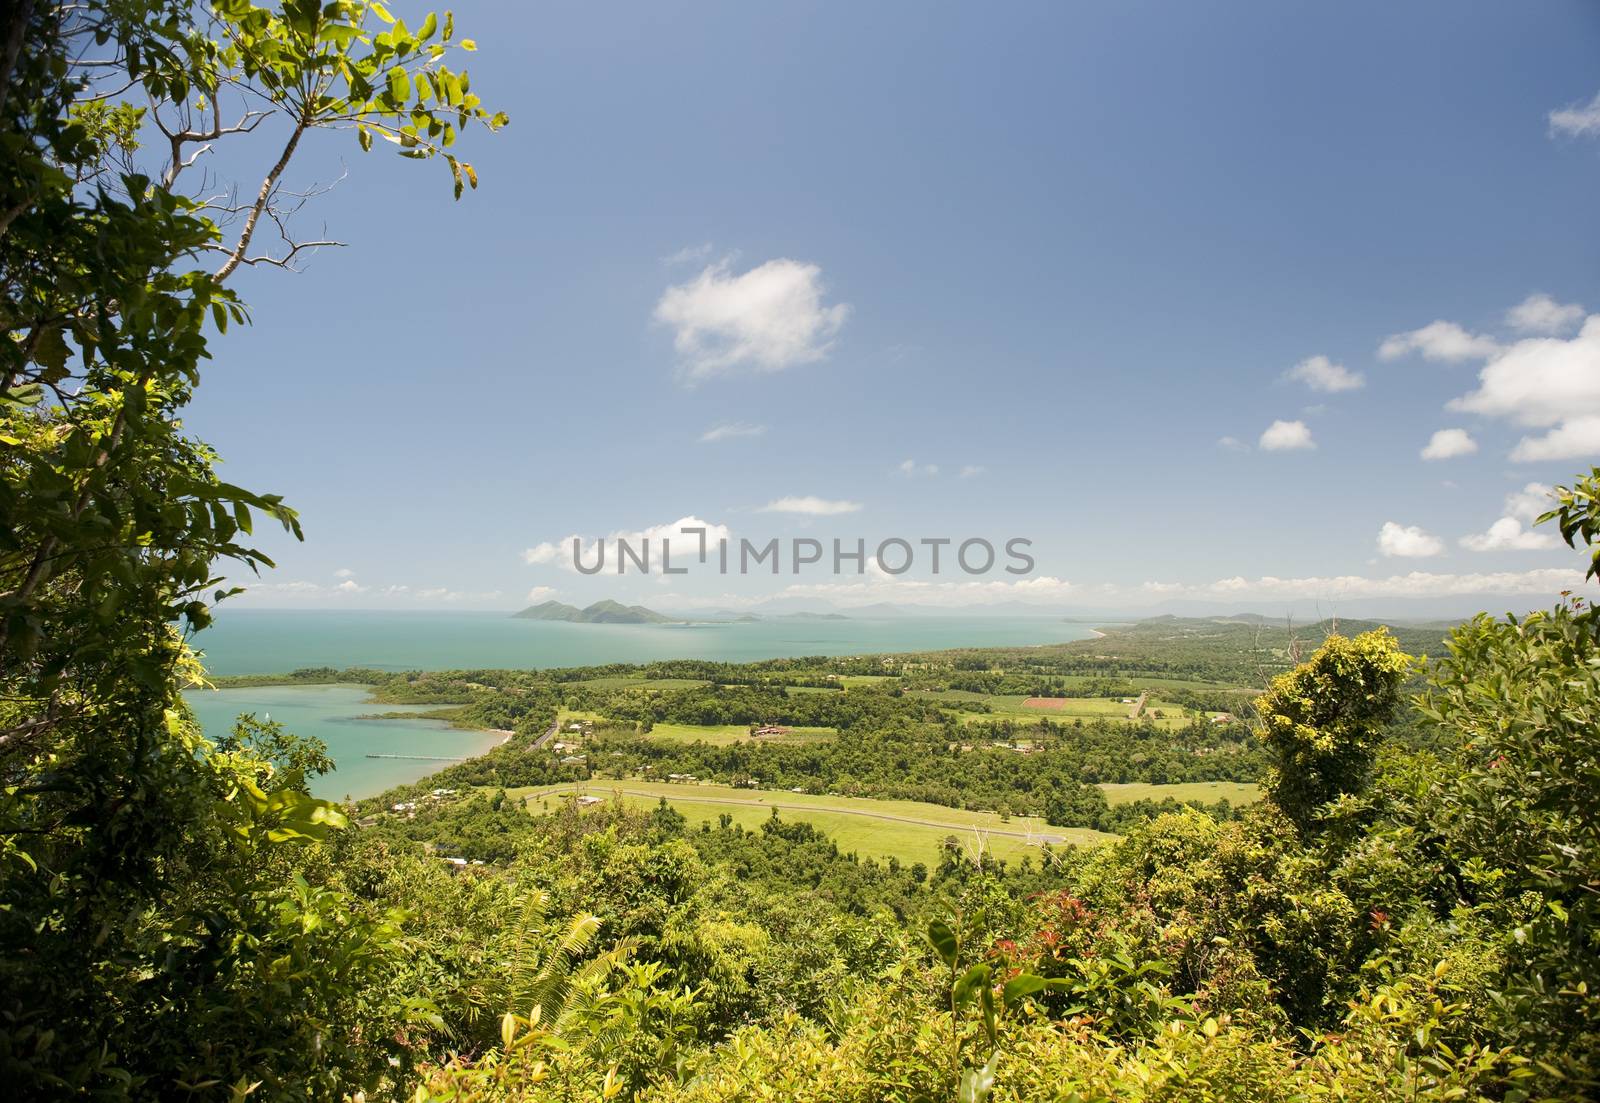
[
  {"xmin": 387, "ymin": 67, "xmax": 411, "ymax": 103},
  {"xmin": 953, "ymin": 963, "xmax": 990, "ymax": 1007},
  {"xmin": 926, "ymin": 919, "xmax": 958, "ymax": 968},
  {"xmin": 1002, "ymin": 973, "xmax": 1046, "ymax": 1008}
]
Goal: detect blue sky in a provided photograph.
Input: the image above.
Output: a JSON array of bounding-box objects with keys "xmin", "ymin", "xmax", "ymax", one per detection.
[{"xmin": 188, "ymin": 0, "xmax": 1600, "ymax": 613}]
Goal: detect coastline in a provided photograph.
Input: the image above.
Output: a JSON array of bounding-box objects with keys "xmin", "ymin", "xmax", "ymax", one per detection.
[{"xmin": 185, "ymin": 683, "xmax": 505, "ymax": 800}]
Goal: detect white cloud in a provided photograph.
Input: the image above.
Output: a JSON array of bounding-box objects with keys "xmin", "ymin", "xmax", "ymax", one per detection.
[
  {"xmin": 1285, "ymin": 355, "xmax": 1364, "ymax": 393},
  {"xmin": 1447, "ymin": 316, "xmax": 1600, "ymax": 462},
  {"xmin": 895, "ymin": 459, "xmax": 939, "ymax": 477},
  {"xmin": 1460, "ymin": 517, "xmax": 1558, "ymax": 552},
  {"xmin": 654, "ymin": 258, "xmax": 850, "ymax": 379},
  {"xmin": 233, "ymin": 580, "xmax": 502, "ymax": 605},
  {"xmin": 1259, "ymin": 419, "xmax": 1315, "ymax": 451},
  {"xmin": 1378, "ymin": 521, "xmax": 1444, "ymax": 558},
  {"xmin": 1156, "ymin": 567, "xmax": 1587, "ymax": 600},
  {"xmin": 1509, "ymin": 416, "xmax": 1600, "ymax": 463},
  {"xmin": 958, "ymin": 465, "xmax": 985, "ymax": 478},
  {"xmin": 1550, "ymin": 90, "xmax": 1600, "ymax": 138},
  {"xmin": 1217, "ymin": 436, "xmax": 1249, "ymax": 452},
  {"xmin": 1507, "ymin": 293, "xmax": 1584, "ymax": 335},
  {"xmin": 525, "ymin": 585, "xmax": 559, "ymax": 602},
  {"xmin": 1379, "ymin": 320, "xmax": 1500, "ymax": 363},
  {"xmin": 699, "ymin": 422, "xmax": 766, "ymax": 443},
  {"xmin": 772, "ymin": 572, "xmax": 1080, "ymax": 609},
  {"xmin": 758, "ymin": 496, "xmax": 863, "ymax": 516},
  {"xmin": 662, "ymin": 242, "xmax": 715, "ymax": 265},
  {"xmin": 1504, "ymin": 482, "xmax": 1554, "ymax": 524},
  {"xmin": 333, "ymin": 567, "xmax": 355, "ymax": 579},
  {"xmin": 524, "ymin": 516, "xmax": 734, "ymax": 573},
  {"xmin": 1420, "ymin": 428, "xmax": 1478, "ymax": 461},
  {"xmin": 247, "ymin": 580, "xmax": 324, "ymax": 594}
]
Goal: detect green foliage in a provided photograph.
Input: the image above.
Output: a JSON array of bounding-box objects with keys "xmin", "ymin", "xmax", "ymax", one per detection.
[
  {"xmin": 0, "ymin": 0, "xmax": 503, "ymax": 1096},
  {"xmin": 1415, "ymin": 593, "xmax": 1600, "ymax": 1082},
  {"xmin": 1254, "ymin": 629, "xmax": 1413, "ymax": 834},
  {"xmin": 1541, "ymin": 465, "xmax": 1600, "ymax": 581}
]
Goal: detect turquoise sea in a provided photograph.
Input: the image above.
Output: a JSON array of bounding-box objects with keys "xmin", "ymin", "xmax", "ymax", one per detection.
[
  {"xmin": 185, "ymin": 610, "xmax": 1101, "ymax": 799},
  {"xmin": 184, "ymin": 683, "xmax": 504, "ymax": 801},
  {"xmin": 191, "ymin": 609, "xmax": 1101, "ymax": 675}
]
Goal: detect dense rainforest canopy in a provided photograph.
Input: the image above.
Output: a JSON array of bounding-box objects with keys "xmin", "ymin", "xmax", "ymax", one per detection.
[{"xmin": 3, "ymin": 4, "xmax": 1598, "ymax": 1101}]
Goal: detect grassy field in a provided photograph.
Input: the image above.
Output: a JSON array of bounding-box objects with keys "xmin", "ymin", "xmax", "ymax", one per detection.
[
  {"xmin": 838, "ymin": 675, "xmax": 896, "ymax": 688},
  {"xmin": 1097, "ymin": 781, "xmax": 1261, "ymax": 805},
  {"xmin": 508, "ymin": 780, "xmax": 1115, "ymax": 866},
  {"xmin": 570, "ymin": 675, "xmax": 712, "ymax": 691},
  {"xmin": 644, "ymin": 722, "xmax": 835, "ymax": 746}
]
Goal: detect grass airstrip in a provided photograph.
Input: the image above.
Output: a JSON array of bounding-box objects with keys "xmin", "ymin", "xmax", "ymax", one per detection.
[
  {"xmin": 508, "ymin": 780, "xmax": 1116, "ymax": 867},
  {"xmin": 1098, "ymin": 781, "xmax": 1261, "ymax": 805}
]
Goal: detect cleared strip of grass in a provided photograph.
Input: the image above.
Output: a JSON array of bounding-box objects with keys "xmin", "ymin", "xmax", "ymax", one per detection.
[
  {"xmin": 643, "ymin": 722, "xmax": 835, "ymax": 746},
  {"xmin": 508, "ymin": 780, "xmax": 1115, "ymax": 867},
  {"xmin": 570, "ymin": 675, "xmax": 712, "ymax": 691},
  {"xmin": 1097, "ymin": 781, "xmax": 1260, "ymax": 805}
]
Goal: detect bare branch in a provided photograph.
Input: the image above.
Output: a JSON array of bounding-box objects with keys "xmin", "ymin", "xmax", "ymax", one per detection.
[
  {"xmin": 212, "ymin": 117, "xmax": 308, "ymax": 283},
  {"xmin": 161, "ymin": 99, "xmax": 271, "ymax": 190},
  {"xmin": 202, "ymin": 238, "xmax": 345, "ymax": 271}
]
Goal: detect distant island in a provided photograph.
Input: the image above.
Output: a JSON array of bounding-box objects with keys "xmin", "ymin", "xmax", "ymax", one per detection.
[
  {"xmin": 511, "ymin": 600, "xmax": 854, "ymax": 625},
  {"xmin": 513, "ymin": 599, "xmax": 674, "ymax": 624}
]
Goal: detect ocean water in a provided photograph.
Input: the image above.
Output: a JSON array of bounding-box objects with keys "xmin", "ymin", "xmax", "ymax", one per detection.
[
  {"xmin": 184, "ymin": 610, "xmax": 1100, "ymax": 798},
  {"xmin": 191, "ymin": 609, "xmax": 1101, "ymax": 675},
  {"xmin": 184, "ymin": 683, "xmax": 504, "ymax": 800}
]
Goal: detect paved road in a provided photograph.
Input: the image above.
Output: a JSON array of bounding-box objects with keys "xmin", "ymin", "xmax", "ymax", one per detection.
[
  {"xmin": 531, "ymin": 716, "xmax": 561, "ymax": 748},
  {"xmin": 534, "ymin": 783, "xmax": 1075, "ymax": 844}
]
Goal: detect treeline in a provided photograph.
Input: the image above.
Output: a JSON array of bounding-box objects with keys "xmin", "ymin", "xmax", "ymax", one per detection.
[{"xmin": 584, "ymin": 683, "xmax": 944, "ymax": 730}]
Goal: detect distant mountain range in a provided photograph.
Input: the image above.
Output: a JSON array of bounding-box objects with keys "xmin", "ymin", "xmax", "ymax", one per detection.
[{"xmin": 511, "ymin": 600, "xmax": 855, "ymax": 625}]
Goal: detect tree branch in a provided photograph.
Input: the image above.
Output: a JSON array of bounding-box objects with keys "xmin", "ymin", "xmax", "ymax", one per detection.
[{"xmin": 212, "ymin": 116, "xmax": 307, "ymax": 283}]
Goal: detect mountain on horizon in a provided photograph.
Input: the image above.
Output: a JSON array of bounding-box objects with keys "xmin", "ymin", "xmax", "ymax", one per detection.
[{"xmin": 512, "ymin": 599, "xmax": 674, "ymax": 624}]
